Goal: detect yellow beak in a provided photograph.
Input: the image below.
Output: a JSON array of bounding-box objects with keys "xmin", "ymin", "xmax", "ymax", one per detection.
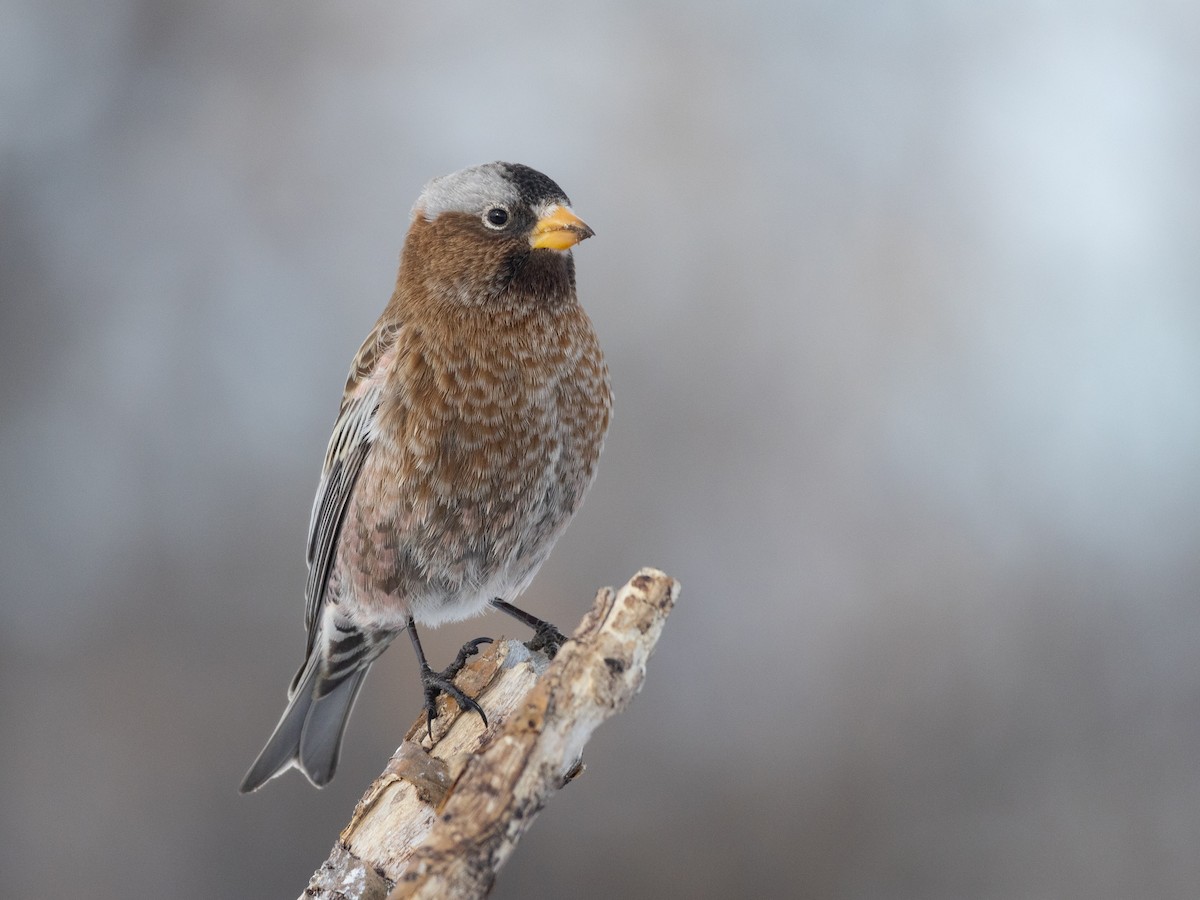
[{"xmin": 530, "ymin": 204, "xmax": 594, "ymax": 250}]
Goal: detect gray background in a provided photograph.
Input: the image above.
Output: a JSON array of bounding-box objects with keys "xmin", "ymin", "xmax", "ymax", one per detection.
[{"xmin": 3, "ymin": 2, "xmax": 1199, "ymax": 898}]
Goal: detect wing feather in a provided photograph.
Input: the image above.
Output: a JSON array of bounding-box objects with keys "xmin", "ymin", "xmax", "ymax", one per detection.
[{"xmin": 303, "ymin": 318, "xmax": 403, "ymax": 644}]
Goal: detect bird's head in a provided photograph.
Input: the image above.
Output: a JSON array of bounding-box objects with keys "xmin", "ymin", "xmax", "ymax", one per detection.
[{"xmin": 401, "ymin": 162, "xmax": 593, "ymax": 309}]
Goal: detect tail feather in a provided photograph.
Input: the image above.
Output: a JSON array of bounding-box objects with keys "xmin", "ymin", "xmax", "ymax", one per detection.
[{"xmin": 239, "ymin": 657, "xmax": 367, "ymax": 793}]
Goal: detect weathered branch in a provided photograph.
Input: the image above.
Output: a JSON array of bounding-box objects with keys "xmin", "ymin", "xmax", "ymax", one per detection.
[{"xmin": 301, "ymin": 568, "xmax": 680, "ymax": 900}]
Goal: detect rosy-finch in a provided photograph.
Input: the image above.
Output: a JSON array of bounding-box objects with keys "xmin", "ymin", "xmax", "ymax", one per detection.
[{"xmin": 240, "ymin": 163, "xmax": 611, "ymax": 792}]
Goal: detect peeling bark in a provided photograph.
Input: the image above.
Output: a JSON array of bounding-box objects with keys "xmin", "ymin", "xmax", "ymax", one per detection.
[{"xmin": 301, "ymin": 568, "xmax": 680, "ymax": 900}]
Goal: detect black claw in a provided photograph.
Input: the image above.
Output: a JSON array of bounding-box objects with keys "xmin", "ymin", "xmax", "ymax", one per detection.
[
  {"xmin": 448, "ymin": 637, "xmax": 493, "ymax": 673},
  {"xmin": 418, "ymin": 637, "xmax": 493, "ymax": 739}
]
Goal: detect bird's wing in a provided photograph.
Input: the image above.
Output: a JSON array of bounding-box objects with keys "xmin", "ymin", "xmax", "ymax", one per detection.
[{"xmin": 303, "ymin": 317, "xmax": 404, "ymax": 647}]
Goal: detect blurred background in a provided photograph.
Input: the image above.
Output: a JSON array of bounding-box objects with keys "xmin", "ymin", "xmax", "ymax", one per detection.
[{"xmin": 3, "ymin": 1, "xmax": 1199, "ymax": 897}]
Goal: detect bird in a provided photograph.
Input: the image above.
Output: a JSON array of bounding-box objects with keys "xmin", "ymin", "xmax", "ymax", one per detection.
[{"xmin": 239, "ymin": 162, "xmax": 611, "ymax": 793}]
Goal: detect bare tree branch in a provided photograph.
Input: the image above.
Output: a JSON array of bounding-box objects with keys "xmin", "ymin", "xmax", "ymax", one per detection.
[{"xmin": 301, "ymin": 568, "xmax": 680, "ymax": 900}]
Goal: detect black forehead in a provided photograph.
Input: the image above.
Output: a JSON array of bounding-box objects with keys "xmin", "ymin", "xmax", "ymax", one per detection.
[{"xmin": 501, "ymin": 163, "xmax": 570, "ymax": 207}]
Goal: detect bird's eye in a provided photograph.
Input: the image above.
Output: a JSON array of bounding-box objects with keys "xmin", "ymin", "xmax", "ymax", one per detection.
[{"xmin": 484, "ymin": 207, "xmax": 510, "ymax": 229}]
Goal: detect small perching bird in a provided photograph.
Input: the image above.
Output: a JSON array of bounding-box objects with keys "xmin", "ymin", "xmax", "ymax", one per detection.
[{"xmin": 240, "ymin": 162, "xmax": 611, "ymax": 793}]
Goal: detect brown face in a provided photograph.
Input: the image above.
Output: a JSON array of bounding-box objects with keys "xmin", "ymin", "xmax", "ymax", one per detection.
[{"xmin": 399, "ymin": 162, "xmax": 594, "ymax": 310}]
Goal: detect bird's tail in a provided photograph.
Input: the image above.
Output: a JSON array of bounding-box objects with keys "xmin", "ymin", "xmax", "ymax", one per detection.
[{"xmin": 238, "ymin": 653, "xmax": 368, "ymax": 793}]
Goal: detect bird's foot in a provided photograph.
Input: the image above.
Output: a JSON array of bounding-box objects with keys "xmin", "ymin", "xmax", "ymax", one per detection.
[
  {"xmin": 526, "ymin": 622, "xmax": 567, "ymax": 659},
  {"xmin": 420, "ymin": 637, "xmax": 492, "ymax": 739},
  {"xmin": 491, "ymin": 598, "xmax": 568, "ymax": 659}
]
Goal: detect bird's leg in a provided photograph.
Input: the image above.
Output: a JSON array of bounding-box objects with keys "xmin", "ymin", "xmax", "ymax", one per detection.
[
  {"xmin": 406, "ymin": 617, "xmax": 491, "ymax": 739},
  {"xmin": 491, "ymin": 599, "xmax": 568, "ymax": 658}
]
